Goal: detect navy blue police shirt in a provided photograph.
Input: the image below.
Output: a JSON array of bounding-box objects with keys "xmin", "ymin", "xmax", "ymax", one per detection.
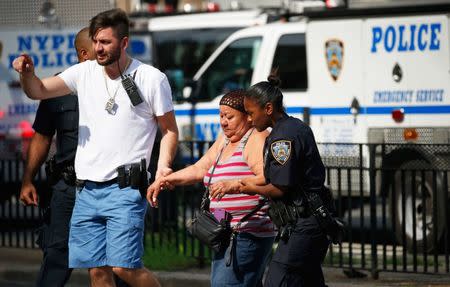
[
  {"xmin": 263, "ymin": 114, "xmax": 325, "ymax": 194},
  {"xmin": 32, "ymin": 94, "xmax": 78, "ymax": 165}
]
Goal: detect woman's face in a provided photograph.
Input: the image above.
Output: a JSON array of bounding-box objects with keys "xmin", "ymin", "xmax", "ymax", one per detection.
[
  {"xmin": 219, "ymin": 105, "xmax": 249, "ymax": 140},
  {"xmin": 244, "ymin": 97, "xmax": 270, "ymax": 132}
]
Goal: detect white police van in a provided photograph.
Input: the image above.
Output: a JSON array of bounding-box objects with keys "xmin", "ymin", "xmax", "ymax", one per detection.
[
  {"xmin": 177, "ymin": 2, "xmax": 450, "ymax": 250},
  {"xmin": 128, "ymin": 9, "xmax": 275, "ymax": 100}
]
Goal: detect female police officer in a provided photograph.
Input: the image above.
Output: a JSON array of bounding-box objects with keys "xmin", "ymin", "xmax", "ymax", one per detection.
[{"xmin": 240, "ymin": 74, "xmax": 340, "ymax": 286}]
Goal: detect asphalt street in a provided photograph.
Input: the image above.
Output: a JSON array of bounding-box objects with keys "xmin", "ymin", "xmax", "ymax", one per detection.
[{"xmin": 1, "ymin": 247, "xmax": 450, "ymax": 287}]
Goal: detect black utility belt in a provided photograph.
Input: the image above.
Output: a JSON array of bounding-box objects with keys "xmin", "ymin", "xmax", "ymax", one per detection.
[
  {"xmin": 60, "ymin": 168, "xmax": 76, "ymax": 186},
  {"xmin": 117, "ymin": 161, "xmax": 147, "ymax": 190},
  {"xmin": 267, "ymin": 200, "xmax": 310, "ymax": 229},
  {"xmin": 76, "ymin": 159, "xmax": 149, "ymax": 195},
  {"xmin": 45, "ymin": 157, "xmax": 76, "ymax": 186}
]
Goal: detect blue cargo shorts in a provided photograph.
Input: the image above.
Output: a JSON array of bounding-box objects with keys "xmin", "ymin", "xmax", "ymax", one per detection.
[{"xmin": 68, "ymin": 181, "xmax": 147, "ymax": 269}]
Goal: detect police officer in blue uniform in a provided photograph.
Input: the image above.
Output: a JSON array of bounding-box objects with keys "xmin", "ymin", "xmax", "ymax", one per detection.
[
  {"xmin": 19, "ymin": 28, "xmax": 129, "ymax": 287},
  {"xmin": 242, "ymin": 74, "xmax": 344, "ymax": 286}
]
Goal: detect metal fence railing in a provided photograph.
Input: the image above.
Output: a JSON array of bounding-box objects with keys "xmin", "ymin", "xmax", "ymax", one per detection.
[{"xmin": 1, "ymin": 142, "xmax": 449, "ymax": 277}]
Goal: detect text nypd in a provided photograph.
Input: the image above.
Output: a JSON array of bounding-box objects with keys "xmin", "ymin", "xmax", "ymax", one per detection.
[
  {"xmin": 8, "ymin": 33, "xmax": 78, "ymax": 69},
  {"xmin": 373, "ymin": 89, "xmax": 444, "ymax": 103}
]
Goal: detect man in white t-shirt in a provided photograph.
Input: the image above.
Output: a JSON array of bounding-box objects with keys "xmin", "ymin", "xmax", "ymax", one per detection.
[{"xmin": 12, "ymin": 8, "xmax": 178, "ymax": 287}]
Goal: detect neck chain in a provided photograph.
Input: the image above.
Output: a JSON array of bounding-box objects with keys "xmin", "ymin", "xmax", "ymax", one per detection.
[
  {"xmin": 103, "ymin": 69, "xmax": 120, "ymax": 115},
  {"xmin": 103, "ymin": 57, "xmax": 132, "ymax": 115}
]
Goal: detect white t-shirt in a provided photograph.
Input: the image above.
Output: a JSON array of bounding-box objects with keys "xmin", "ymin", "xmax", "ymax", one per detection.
[{"xmin": 58, "ymin": 59, "xmax": 173, "ymax": 181}]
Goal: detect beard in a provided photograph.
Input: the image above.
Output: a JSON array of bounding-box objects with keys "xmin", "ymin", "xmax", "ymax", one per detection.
[{"xmin": 96, "ymin": 48, "xmax": 121, "ymax": 66}]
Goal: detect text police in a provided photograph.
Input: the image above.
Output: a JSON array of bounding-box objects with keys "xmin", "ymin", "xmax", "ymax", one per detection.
[{"xmin": 371, "ymin": 23, "xmax": 441, "ymax": 52}]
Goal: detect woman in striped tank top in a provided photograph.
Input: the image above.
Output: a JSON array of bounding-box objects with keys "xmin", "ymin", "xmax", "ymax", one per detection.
[{"xmin": 148, "ymin": 90, "xmax": 276, "ymax": 287}]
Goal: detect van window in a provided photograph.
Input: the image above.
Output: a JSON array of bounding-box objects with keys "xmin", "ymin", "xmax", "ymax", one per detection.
[
  {"xmin": 196, "ymin": 37, "xmax": 262, "ymax": 102},
  {"xmin": 271, "ymin": 33, "xmax": 307, "ymax": 90},
  {"xmin": 152, "ymin": 28, "xmax": 238, "ymax": 78},
  {"xmin": 151, "ymin": 28, "xmax": 239, "ymax": 100},
  {"xmin": 130, "ymin": 28, "xmax": 238, "ymax": 100}
]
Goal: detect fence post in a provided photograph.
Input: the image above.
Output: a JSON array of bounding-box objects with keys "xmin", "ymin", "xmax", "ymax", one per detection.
[
  {"xmin": 369, "ymin": 144, "xmax": 379, "ymax": 279},
  {"xmin": 302, "ymin": 107, "xmax": 310, "ymax": 126}
]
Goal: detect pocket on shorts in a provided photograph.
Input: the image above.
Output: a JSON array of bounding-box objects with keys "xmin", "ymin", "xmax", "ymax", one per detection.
[{"xmin": 128, "ymin": 212, "xmax": 145, "ymax": 261}]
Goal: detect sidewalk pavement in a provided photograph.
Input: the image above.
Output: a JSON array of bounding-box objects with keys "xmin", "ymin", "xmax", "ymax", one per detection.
[{"xmin": 1, "ymin": 247, "xmax": 450, "ymax": 287}]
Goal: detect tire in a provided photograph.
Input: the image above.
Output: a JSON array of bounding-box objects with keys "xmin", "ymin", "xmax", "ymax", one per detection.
[{"xmin": 389, "ymin": 160, "xmax": 446, "ymax": 252}]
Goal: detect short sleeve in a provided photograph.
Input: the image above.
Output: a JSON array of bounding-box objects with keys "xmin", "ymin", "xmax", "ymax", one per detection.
[
  {"xmin": 58, "ymin": 63, "xmax": 84, "ymax": 93},
  {"xmin": 32, "ymin": 100, "xmax": 56, "ymax": 137},
  {"xmin": 150, "ymin": 74, "xmax": 173, "ymax": 116},
  {"xmin": 298, "ymin": 126, "xmax": 326, "ymax": 191},
  {"xmin": 266, "ymin": 136, "xmax": 301, "ymax": 187}
]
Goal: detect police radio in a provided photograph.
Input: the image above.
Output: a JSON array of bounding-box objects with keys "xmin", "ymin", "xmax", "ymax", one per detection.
[{"xmin": 122, "ymin": 71, "xmax": 143, "ymax": 106}]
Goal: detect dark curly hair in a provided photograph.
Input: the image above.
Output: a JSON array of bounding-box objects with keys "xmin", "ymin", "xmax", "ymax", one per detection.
[{"xmin": 220, "ymin": 89, "xmax": 247, "ymax": 113}]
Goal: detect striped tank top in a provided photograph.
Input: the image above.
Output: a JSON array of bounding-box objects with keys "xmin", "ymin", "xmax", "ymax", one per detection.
[{"xmin": 204, "ymin": 129, "xmax": 276, "ymax": 237}]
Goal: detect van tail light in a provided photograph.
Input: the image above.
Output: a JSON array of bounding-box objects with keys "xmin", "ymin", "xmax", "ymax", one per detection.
[
  {"xmin": 392, "ymin": 108, "xmax": 404, "ymax": 123},
  {"xmin": 164, "ymin": 4, "xmax": 175, "ymax": 13},
  {"xmin": 207, "ymin": 2, "xmax": 220, "ymax": 12},
  {"xmin": 147, "ymin": 3, "xmax": 157, "ymax": 13}
]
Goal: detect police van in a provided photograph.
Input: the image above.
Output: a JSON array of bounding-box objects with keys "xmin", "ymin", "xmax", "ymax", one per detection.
[
  {"xmin": 128, "ymin": 9, "xmax": 276, "ymax": 100},
  {"xmin": 177, "ymin": 2, "xmax": 450, "ymax": 250}
]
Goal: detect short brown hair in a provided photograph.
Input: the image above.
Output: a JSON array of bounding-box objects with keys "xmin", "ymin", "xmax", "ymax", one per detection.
[{"xmin": 89, "ymin": 8, "xmax": 129, "ymax": 40}]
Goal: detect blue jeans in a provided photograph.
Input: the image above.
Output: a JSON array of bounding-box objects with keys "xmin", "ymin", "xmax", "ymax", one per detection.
[{"xmin": 211, "ymin": 233, "xmax": 275, "ymax": 287}]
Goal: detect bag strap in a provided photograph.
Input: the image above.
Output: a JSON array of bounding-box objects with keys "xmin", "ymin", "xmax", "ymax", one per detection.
[
  {"xmin": 241, "ymin": 199, "xmax": 266, "ymax": 222},
  {"xmin": 239, "ymin": 128, "xmax": 254, "ymax": 148},
  {"xmin": 200, "ymin": 140, "xmax": 228, "ymax": 211},
  {"xmin": 234, "ymin": 198, "xmax": 267, "ymax": 231},
  {"xmin": 226, "ymin": 198, "xmax": 267, "ymax": 267}
]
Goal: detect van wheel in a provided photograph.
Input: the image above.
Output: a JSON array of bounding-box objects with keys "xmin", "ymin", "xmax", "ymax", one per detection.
[{"xmin": 389, "ymin": 160, "xmax": 446, "ymax": 252}]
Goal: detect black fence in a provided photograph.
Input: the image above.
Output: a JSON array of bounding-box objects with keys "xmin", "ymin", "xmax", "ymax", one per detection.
[{"xmin": 1, "ymin": 142, "xmax": 449, "ymax": 277}]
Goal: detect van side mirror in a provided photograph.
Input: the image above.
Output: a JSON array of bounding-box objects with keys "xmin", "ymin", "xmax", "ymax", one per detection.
[
  {"xmin": 182, "ymin": 79, "xmax": 198, "ymax": 103},
  {"xmin": 183, "ymin": 86, "xmax": 192, "ymax": 99}
]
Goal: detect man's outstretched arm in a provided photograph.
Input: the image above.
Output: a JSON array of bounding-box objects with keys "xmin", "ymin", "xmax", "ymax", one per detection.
[{"xmin": 13, "ymin": 54, "xmax": 71, "ymax": 100}]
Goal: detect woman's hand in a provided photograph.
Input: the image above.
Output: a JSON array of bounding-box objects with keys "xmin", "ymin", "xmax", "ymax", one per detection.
[
  {"xmin": 238, "ymin": 179, "xmax": 259, "ymax": 196},
  {"xmin": 239, "ymin": 180, "xmax": 285, "ymax": 198},
  {"xmin": 209, "ymin": 180, "xmax": 239, "ymax": 200}
]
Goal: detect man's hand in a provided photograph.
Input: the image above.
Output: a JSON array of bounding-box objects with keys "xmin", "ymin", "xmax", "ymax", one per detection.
[
  {"xmin": 20, "ymin": 182, "xmax": 38, "ymax": 206},
  {"xmin": 146, "ymin": 180, "xmax": 162, "ymax": 208},
  {"xmin": 12, "ymin": 54, "xmax": 35, "ymax": 74},
  {"xmin": 146, "ymin": 176, "xmax": 174, "ymax": 208},
  {"xmin": 155, "ymin": 167, "xmax": 173, "ymax": 180}
]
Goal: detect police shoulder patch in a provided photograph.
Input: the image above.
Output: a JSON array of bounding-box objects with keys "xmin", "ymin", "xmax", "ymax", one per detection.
[{"xmin": 271, "ymin": 140, "xmax": 292, "ymax": 165}]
